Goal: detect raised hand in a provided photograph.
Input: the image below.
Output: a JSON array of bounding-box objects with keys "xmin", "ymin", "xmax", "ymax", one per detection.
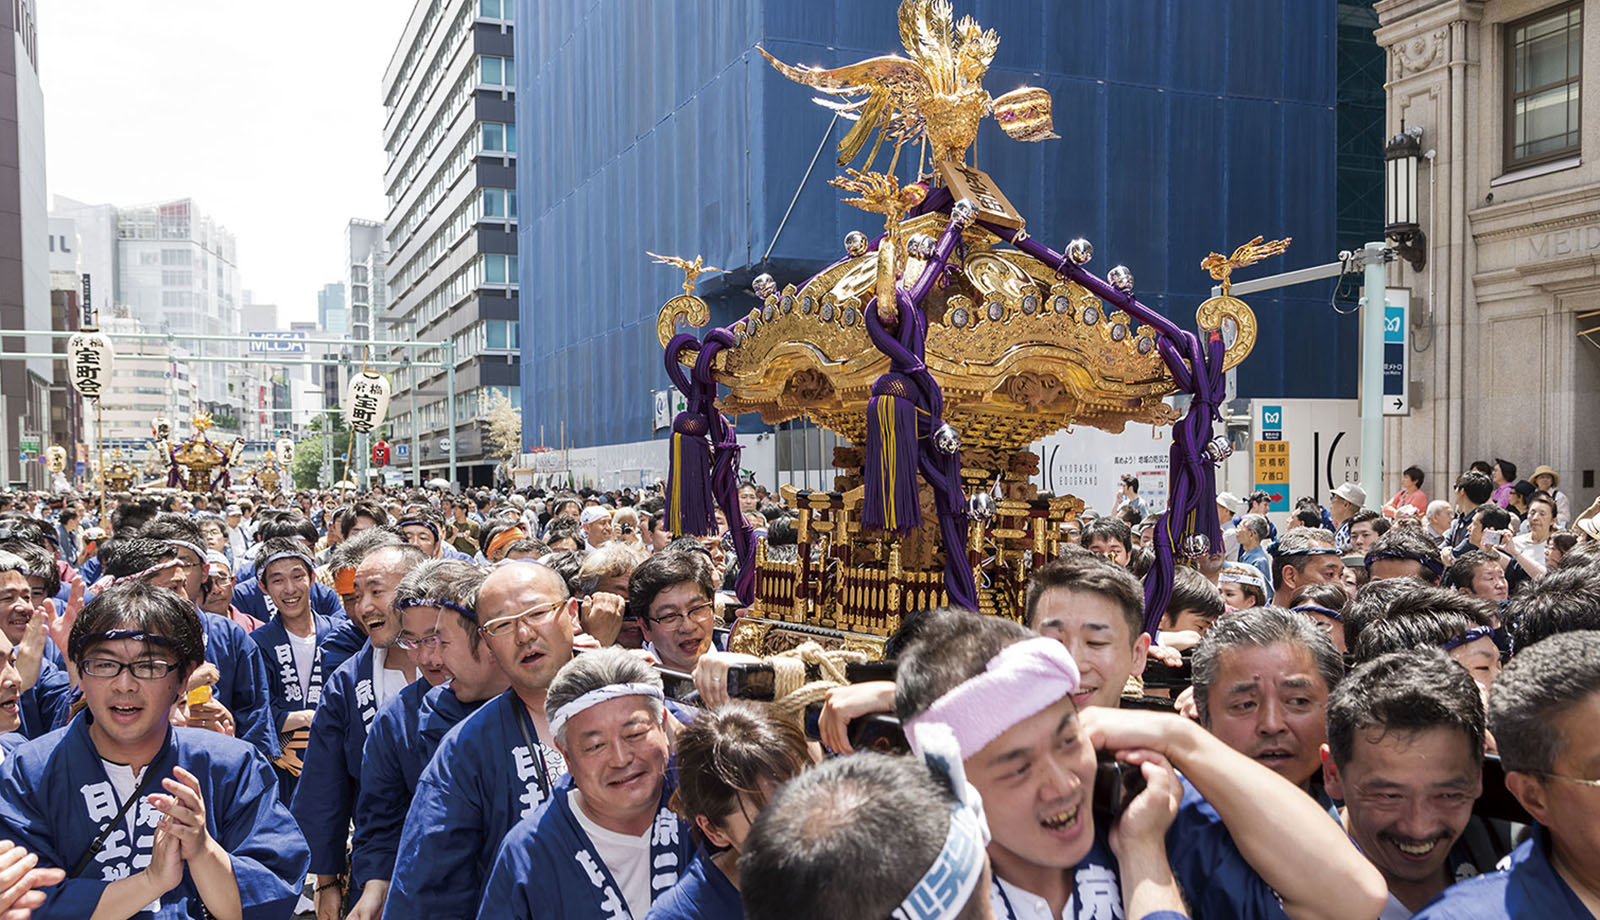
[
  {"xmin": 149, "ymin": 767, "xmax": 212, "ymax": 861},
  {"xmin": 0, "ymin": 839, "xmax": 64, "ymax": 920}
]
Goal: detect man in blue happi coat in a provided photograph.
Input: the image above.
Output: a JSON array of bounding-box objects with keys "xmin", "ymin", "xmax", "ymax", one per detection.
[
  {"xmin": 293, "ymin": 538, "xmax": 424, "ymax": 920},
  {"xmin": 1415, "ymin": 631, "xmax": 1600, "ymax": 918},
  {"xmin": 0, "ymin": 547, "xmax": 74, "ymax": 738},
  {"xmin": 478, "ymin": 648, "xmax": 694, "ymax": 920},
  {"xmin": 101, "ymin": 525, "xmax": 279, "ymax": 762},
  {"xmin": 382, "ymin": 561, "xmax": 581, "ymax": 918},
  {"xmin": 346, "ymin": 558, "xmax": 488, "ymax": 919},
  {"xmin": 249, "ymin": 537, "xmax": 337, "ymax": 803},
  {"xmin": 230, "ymin": 515, "xmax": 344, "ymax": 624},
  {"xmin": 0, "ymin": 578, "xmax": 309, "ymax": 918}
]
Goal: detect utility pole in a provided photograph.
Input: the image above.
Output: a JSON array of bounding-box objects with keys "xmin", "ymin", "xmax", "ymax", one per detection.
[{"xmin": 1359, "ymin": 241, "xmax": 1388, "ymax": 510}]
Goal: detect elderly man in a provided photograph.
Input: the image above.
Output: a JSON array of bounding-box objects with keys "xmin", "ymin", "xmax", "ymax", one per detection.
[
  {"xmin": 580, "ymin": 505, "xmax": 614, "ymax": 550},
  {"xmin": 894, "ymin": 607, "xmax": 1386, "ymax": 920},
  {"xmin": 293, "ymin": 542, "xmax": 426, "ymax": 919},
  {"xmin": 1192, "ymin": 605, "xmax": 1343, "ymax": 794},
  {"xmin": 1415, "ymin": 631, "xmax": 1600, "ymax": 917},
  {"xmin": 1330, "ymin": 482, "xmax": 1367, "ymax": 552},
  {"xmin": 477, "ymin": 649, "xmax": 693, "ymax": 919},
  {"xmin": 1269, "ymin": 527, "xmax": 1345, "ymax": 607},
  {"xmin": 384, "ymin": 561, "xmax": 579, "ymax": 918}
]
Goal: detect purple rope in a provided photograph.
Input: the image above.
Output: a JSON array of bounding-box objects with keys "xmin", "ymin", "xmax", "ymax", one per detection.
[{"xmin": 996, "ymin": 225, "xmax": 1228, "ymax": 638}]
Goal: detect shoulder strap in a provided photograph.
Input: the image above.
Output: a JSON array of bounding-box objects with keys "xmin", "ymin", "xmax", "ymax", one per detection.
[{"xmin": 70, "ymin": 763, "xmax": 162, "ymax": 879}]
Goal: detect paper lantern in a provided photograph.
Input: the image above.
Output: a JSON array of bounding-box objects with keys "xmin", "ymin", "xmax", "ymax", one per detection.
[
  {"xmin": 66, "ymin": 331, "xmax": 114, "ymax": 399},
  {"xmin": 151, "ymin": 415, "xmax": 171, "ymax": 441},
  {"xmin": 45, "ymin": 446, "xmax": 67, "ymax": 473},
  {"xmin": 344, "ymin": 371, "xmax": 392, "ymax": 434},
  {"xmin": 371, "ymin": 440, "xmax": 390, "ymax": 468},
  {"xmin": 276, "ymin": 438, "xmax": 295, "ymax": 466}
]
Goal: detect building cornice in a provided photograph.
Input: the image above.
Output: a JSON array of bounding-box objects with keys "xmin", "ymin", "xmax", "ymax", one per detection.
[{"xmin": 1470, "ymin": 184, "xmax": 1600, "ymax": 241}]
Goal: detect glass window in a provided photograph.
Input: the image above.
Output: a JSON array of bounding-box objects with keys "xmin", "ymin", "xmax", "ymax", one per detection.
[
  {"xmin": 508, "ymin": 320, "xmax": 520, "ymax": 348},
  {"xmin": 482, "ymin": 123, "xmax": 504, "ymax": 151},
  {"xmin": 479, "ymin": 0, "xmax": 501, "ymax": 18},
  {"xmin": 480, "ymin": 56, "xmax": 502, "ymax": 85},
  {"xmin": 484, "ymin": 188, "xmax": 506, "ymax": 218},
  {"xmin": 1505, "ymin": 3, "xmax": 1582, "ymax": 168},
  {"xmin": 484, "ymin": 254, "xmax": 507, "ymax": 284},
  {"xmin": 486, "ymin": 320, "xmax": 507, "ymax": 349}
]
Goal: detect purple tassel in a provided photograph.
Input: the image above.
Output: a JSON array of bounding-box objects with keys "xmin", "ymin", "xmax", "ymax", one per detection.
[
  {"xmin": 666, "ymin": 411, "xmax": 716, "ymax": 536},
  {"xmin": 863, "ymin": 373, "xmax": 923, "ymax": 533}
]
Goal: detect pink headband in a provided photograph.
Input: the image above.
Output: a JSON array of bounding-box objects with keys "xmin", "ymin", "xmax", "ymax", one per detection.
[{"xmin": 905, "ymin": 637, "xmax": 1081, "ymax": 759}]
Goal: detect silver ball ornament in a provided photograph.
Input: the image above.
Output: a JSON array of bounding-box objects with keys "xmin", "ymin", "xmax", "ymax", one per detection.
[
  {"xmin": 1066, "ymin": 239, "xmax": 1093, "ymax": 265},
  {"xmin": 752, "ymin": 273, "xmax": 778, "ymax": 299},
  {"xmin": 1107, "ymin": 265, "xmax": 1134, "ymax": 294},
  {"xmin": 967, "ymin": 492, "xmax": 997, "ymax": 523},
  {"xmin": 932, "ymin": 423, "xmax": 961, "ymax": 454},
  {"xmin": 906, "ymin": 233, "xmax": 937, "ymax": 259},
  {"xmin": 950, "ymin": 198, "xmax": 978, "ymax": 229},
  {"xmin": 1181, "ymin": 533, "xmax": 1211, "ymax": 558},
  {"xmin": 844, "ymin": 230, "xmax": 869, "ymax": 257},
  {"xmin": 1201, "ymin": 436, "xmax": 1234, "ymax": 463}
]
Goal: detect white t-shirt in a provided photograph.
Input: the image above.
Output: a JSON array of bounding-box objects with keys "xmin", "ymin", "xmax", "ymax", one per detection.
[
  {"xmin": 370, "ymin": 646, "xmax": 410, "ymax": 709},
  {"xmin": 287, "ymin": 630, "xmax": 317, "ymax": 703},
  {"xmin": 1512, "ymin": 532, "xmax": 1547, "ymax": 570},
  {"xmin": 569, "ymin": 788, "xmax": 653, "ymax": 920},
  {"xmin": 101, "ymin": 760, "xmax": 161, "ymax": 914}
]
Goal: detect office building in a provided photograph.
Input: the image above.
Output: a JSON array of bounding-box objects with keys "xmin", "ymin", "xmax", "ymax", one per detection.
[
  {"xmin": 382, "ymin": 0, "xmax": 520, "ymax": 486},
  {"xmin": 0, "ymin": 0, "xmax": 48, "ymax": 487}
]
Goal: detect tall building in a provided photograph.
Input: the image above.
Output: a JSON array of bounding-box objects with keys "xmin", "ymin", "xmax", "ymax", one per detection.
[
  {"xmin": 344, "ymin": 219, "xmax": 383, "ymax": 344},
  {"xmin": 515, "ymin": 1, "xmax": 1384, "ymax": 488},
  {"xmin": 0, "ymin": 0, "xmax": 49, "ymax": 487},
  {"xmin": 1376, "ymin": 0, "xmax": 1597, "ymax": 510},
  {"xmin": 317, "ymin": 281, "xmax": 346, "ymax": 336},
  {"xmin": 382, "ymin": 0, "xmax": 519, "ymax": 487},
  {"xmin": 95, "ymin": 313, "xmax": 197, "ymax": 447}
]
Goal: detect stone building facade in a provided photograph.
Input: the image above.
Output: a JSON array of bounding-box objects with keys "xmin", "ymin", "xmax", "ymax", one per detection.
[{"xmin": 1376, "ymin": 0, "xmax": 1598, "ymax": 512}]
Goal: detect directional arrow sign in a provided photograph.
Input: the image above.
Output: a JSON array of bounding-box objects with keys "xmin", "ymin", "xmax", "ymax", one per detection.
[{"xmin": 1382, "ymin": 290, "xmax": 1410, "ymax": 416}]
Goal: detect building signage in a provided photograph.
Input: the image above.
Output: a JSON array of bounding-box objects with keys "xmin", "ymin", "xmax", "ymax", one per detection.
[
  {"xmin": 80, "ymin": 273, "xmax": 92, "ymax": 327},
  {"xmin": 247, "ymin": 331, "xmax": 308, "ymax": 354},
  {"xmin": 1382, "ymin": 289, "xmax": 1409, "ymax": 416}
]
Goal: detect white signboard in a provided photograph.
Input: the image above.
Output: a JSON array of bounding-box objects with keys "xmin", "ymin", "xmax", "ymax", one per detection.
[
  {"xmin": 1032, "ymin": 423, "xmax": 1172, "ymax": 515},
  {"xmin": 247, "ymin": 331, "xmax": 308, "ymax": 354}
]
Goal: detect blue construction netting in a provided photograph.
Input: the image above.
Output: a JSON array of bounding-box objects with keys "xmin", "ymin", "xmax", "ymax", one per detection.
[{"xmin": 516, "ymin": 0, "xmax": 1375, "ymax": 450}]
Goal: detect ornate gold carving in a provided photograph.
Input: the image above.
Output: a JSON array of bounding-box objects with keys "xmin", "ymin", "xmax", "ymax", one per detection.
[
  {"xmin": 1000, "ymin": 372, "xmax": 1068, "ymax": 410},
  {"xmin": 648, "ymin": 252, "xmax": 722, "ymax": 346},
  {"xmin": 783, "ymin": 369, "xmax": 835, "ymax": 403},
  {"xmin": 758, "ymin": 0, "xmax": 1055, "ymax": 169}
]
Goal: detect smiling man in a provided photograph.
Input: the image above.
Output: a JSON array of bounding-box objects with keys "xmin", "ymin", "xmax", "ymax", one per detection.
[
  {"xmin": 478, "ymin": 649, "xmax": 693, "ymax": 919},
  {"xmin": 348, "ymin": 558, "xmax": 483, "ymax": 920},
  {"xmin": 0, "ymin": 549, "xmax": 73, "ymax": 739},
  {"xmin": 1324, "ymin": 649, "xmax": 1489, "ymax": 918},
  {"xmin": 0, "ymin": 579, "xmax": 309, "ymax": 918},
  {"xmin": 249, "ymin": 537, "xmax": 335, "ymax": 803},
  {"xmin": 1192, "ymin": 605, "xmax": 1343, "ymax": 793},
  {"xmin": 631, "ymin": 549, "xmax": 718, "ymax": 674},
  {"xmin": 1269, "ymin": 527, "xmax": 1347, "ymax": 608},
  {"xmin": 292, "ymin": 541, "xmax": 426, "ymax": 919},
  {"xmin": 384, "ymin": 560, "xmax": 578, "ymax": 918},
  {"xmin": 1022, "ymin": 553, "xmax": 1149, "ymax": 710},
  {"xmin": 895, "ymin": 607, "xmax": 1386, "ymax": 920}
]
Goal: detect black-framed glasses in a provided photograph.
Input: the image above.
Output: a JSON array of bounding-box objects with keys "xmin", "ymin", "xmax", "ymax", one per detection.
[
  {"xmin": 646, "ymin": 599, "xmax": 714, "ymax": 629},
  {"xmin": 80, "ymin": 658, "xmax": 181, "ymax": 680},
  {"xmin": 394, "ymin": 633, "xmax": 443, "ymax": 651},
  {"xmin": 478, "ymin": 600, "xmax": 566, "ymax": 638}
]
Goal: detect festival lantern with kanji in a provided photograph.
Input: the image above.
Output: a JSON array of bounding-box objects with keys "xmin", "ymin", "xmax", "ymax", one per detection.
[
  {"xmin": 275, "ymin": 437, "xmax": 295, "ymax": 466},
  {"xmin": 66, "ymin": 331, "xmax": 114, "ymax": 399},
  {"xmin": 45, "ymin": 446, "xmax": 67, "ymax": 473},
  {"xmin": 344, "ymin": 371, "xmax": 392, "ymax": 434},
  {"xmin": 371, "ymin": 440, "xmax": 390, "ymax": 468}
]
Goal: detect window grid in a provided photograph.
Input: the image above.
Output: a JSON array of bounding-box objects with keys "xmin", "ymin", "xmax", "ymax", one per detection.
[{"xmin": 1504, "ymin": 2, "xmax": 1583, "ymax": 169}]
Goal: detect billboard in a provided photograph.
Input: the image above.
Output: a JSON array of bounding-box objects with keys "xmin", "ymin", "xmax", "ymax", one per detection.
[{"xmin": 247, "ymin": 331, "xmax": 307, "ymax": 354}]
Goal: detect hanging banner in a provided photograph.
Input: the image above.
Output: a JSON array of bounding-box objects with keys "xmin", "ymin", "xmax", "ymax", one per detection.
[
  {"xmin": 66, "ymin": 331, "xmax": 114, "ymax": 399},
  {"xmin": 345, "ymin": 370, "xmax": 392, "ymax": 434}
]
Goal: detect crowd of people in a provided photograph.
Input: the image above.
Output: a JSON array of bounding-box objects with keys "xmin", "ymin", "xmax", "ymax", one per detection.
[{"xmin": 0, "ymin": 462, "xmax": 1591, "ymax": 919}]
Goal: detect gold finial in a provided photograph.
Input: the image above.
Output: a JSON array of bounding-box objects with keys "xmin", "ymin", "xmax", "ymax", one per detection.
[
  {"xmin": 646, "ymin": 252, "xmax": 726, "ymax": 296},
  {"xmin": 828, "ymin": 169, "xmax": 927, "ymax": 230},
  {"xmin": 1201, "ymin": 236, "xmax": 1292, "ymax": 296},
  {"xmin": 758, "ymin": 0, "xmax": 1055, "ymax": 171},
  {"xmin": 191, "ymin": 412, "xmax": 214, "ymax": 433}
]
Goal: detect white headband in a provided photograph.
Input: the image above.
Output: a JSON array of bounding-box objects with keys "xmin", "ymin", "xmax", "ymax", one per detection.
[
  {"xmin": 893, "ymin": 722, "xmax": 992, "ymax": 920},
  {"xmin": 548, "ymin": 682, "xmax": 665, "ymax": 739}
]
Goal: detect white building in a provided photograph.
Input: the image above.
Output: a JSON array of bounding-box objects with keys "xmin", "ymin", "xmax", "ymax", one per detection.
[
  {"xmin": 1376, "ymin": 0, "xmax": 1598, "ymax": 511},
  {"xmin": 95, "ymin": 313, "xmax": 197, "ymax": 447}
]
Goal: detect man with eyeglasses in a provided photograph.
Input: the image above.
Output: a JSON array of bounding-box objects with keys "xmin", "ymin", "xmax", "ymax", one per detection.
[
  {"xmin": 249, "ymin": 538, "xmax": 336, "ymax": 804},
  {"xmin": 1412, "ymin": 630, "xmax": 1600, "ymax": 917},
  {"xmin": 629, "ymin": 548, "xmax": 719, "ymax": 675},
  {"xmin": 346, "ymin": 559, "xmax": 481, "ymax": 920},
  {"xmin": 0, "ymin": 578, "xmax": 309, "ymax": 917},
  {"xmin": 384, "ymin": 561, "xmax": 577, "ymax": 918},
  {"xmin": 294, "ymin": 541, "xmax": 426, "ymax": 920}
]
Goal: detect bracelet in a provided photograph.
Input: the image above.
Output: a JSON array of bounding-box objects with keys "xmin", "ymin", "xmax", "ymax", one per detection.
[{"xmin": 314, "ymin": 878, "xmax": 344, "ymax": 894}]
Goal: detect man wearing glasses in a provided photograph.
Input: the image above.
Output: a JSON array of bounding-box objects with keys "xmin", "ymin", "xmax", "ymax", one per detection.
[
  {"xmin": 628, "ymin": 549, "xmax": 719, "ymax": 675},
  {"xmin": 0, "ymin": 579, "xmax": 309, "ymax": 918},
  {"xmin": 384, "ymin": 561, "xmax": 578, "ymax": 918},
  {"xmin": 346, "ymin": 559, "xmax": 480, "ymax": 920},
  {"xmin": 1416, "ymin": 631, "xmax": 1600, "ymax": 918}
]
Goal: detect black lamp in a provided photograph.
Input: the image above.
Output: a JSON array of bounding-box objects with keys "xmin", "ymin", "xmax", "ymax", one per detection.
[{"xmin": 1385, "ymin": 126, "xmax": 1427, "ymax": 271}]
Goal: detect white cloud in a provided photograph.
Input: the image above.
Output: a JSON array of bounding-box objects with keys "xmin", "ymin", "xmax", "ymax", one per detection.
[{"xmin": 39, "ymin": 0, "xmax": 406, "ymax": 324}]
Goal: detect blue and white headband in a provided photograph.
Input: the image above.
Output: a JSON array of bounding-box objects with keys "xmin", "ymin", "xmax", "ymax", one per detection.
[
  {"xmin": 1440, "ymin": 626, "xmax": 1494, "ymax": 652},
  {"xmin": 893, "ymin": 722, "xmax": 992, "ymax": 920},
  {"xmin": 548, "ymin": 682, "xmax": 665, "ymax": 739},
  {"xmin": 394, "ymin": 596, "xmax": 478, "ymax": 622}
]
